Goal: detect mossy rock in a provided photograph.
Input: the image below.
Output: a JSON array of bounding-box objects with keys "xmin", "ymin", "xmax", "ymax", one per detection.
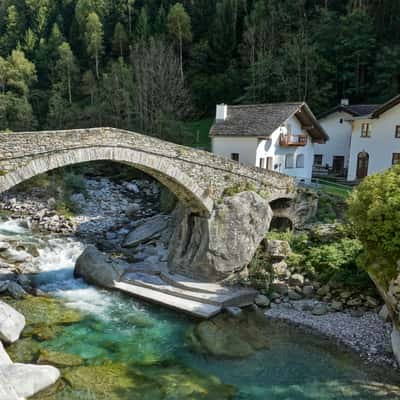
[
  {"xmin": 63, "ymin": 363, "xmax": 164, "ymax": 400},
  {"xmin": 140, "ymin": 364, "xmax": 236, "ymax": 399},
  {"xmin": 29, "ymin": 378, "xmax": 66, "ymax": 400},
  {"xmin": 7, "ymin": 337, "xmax": 41, "ymax": 363},
  {"xmin": 38, "ymin": 349, "xmax": 84, "ymax": 367},
  {"xmin": 187, "ymin": 311, "xmax": 269, "ymax": 358},
  {"xmin": 23, "ymin": 324, "xmax": 64, "ymax": 341},
  {"xmin": 7, "ymin": 295, "xmax": 83, "ymax": 326}
]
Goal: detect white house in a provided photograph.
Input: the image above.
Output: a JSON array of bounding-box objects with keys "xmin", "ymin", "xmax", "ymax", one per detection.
[
  {"xmin": 347, "ymin": 94, "xmax": 400, "ymax": 181},
  {"xmin": 210, "ymin": 102, "xmax": 328, "ymax": 182},
  {"xmin": 315, "ymin": 101, "xmax": 379, "ymax": 175}
]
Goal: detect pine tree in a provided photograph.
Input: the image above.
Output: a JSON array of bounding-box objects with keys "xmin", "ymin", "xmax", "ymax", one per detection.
[
  {"xmin": 85, "ymin": 12, "xmax": 104, "ymax": 79},
  {"xmin": 167, "ymin": 3, "xmax": 192, "ymax": 81}
]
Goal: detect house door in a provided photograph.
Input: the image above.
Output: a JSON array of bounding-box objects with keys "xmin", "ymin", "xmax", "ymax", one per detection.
[
  {"xmin": 356, "ymin": 152, "xmax": 369, "ymax": 179},
  {"xmin": 332, "ymin": 156, "xmax": 345, "ymax": 175}
]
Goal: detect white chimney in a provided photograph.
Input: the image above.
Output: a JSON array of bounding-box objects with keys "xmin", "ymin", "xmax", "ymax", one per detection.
[
  {"xmin": 341, "ymin": 99, "xmax": 349, "ymax": 106},
  {"xmin": 216, "ymin": 104, "xmax": 228, "ymax": 121}
]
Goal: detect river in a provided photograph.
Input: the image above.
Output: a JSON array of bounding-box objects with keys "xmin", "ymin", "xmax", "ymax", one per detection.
[{"xmin": 1, "ymin": 218, "xmax": 400, "ymax": 400}]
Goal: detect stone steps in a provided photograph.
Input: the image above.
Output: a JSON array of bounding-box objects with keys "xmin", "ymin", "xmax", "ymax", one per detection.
[
  {"xmin": 121, "ymin": 272, "xmax": 256, "ymax": 308},
  {"xmin": 114, "ymin": 281, "xmax": 222, "ymax": 319}
]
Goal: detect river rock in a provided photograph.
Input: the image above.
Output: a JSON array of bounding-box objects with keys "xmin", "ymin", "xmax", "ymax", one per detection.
[
  {"xmin": 0, "ymin": 363, "xmax": 60, "ymax": 399},
  {"xmin": 74, "ymin": 245, "xmax": 121, "ymax": 288},
  {"xmin": 302, "ymin": 285, "xmax": 314, "ymax": 298},
  {"xmin": 267, "ymin": 240, "xmax": 291, "ymax": 260},
  {"xmin": 330, "ymin": 300, "xmax": 344, "ymax": 312},
  {"xmin": 123, "ymin": 215, "xmax": 169, "ymax": 248},
  {"xmin": 187, "ymin": 312, "xmax": 269, "ymax": 358},
  {"xmin": 289, "ymin": 273, "xmax": 304, "ymax": 286},
  {"xmin": 169, "ymin": 192, "xmax": 273, "ymax": 281},
  {"xmin": 6, "ymin": 281, "xmax": 28, "ymax": 299},
  {"xmin": 0, "ymin": 341, "xmax": 12, "ymax": 365},
  {"xmin": 0, "ymin": 300, "xmax": 25, "ymax": 343},
  {"xmin": 254, "ymin": 294, "xmax": 270, "ymax": 308},
  {"xmin": 0, "ymin": 242, "xmax": 9, "ymax": 252},
  {"xmin": 125, "ymin": 203, "xmax": 141, "ymax": 217},
  {"xmin": 312, "ymin": 303, "xmax": 328, "ymax": 316},
  {"xmin": 70, "ymin": 193, "xmax": 85, "ymax": 205},
  {"xmin": 317, "ymin": 284, "xmax": 330, "ymax": 297},
  {"xmin": 38, "ymin": 349, "xmax": 84, "ymax": 367},
  {"xmin": 288, "ymin": 289, "xmax": 303, "ymax": 301}
]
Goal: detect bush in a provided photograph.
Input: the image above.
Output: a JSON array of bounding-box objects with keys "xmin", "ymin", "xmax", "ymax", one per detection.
[
  {"xmin": 265, "ymin": 227, "xmax": 372, "ymax": 290},
  {"xmin": 348, "ymin": 165, "xmax": 400, "ymax": 269}
]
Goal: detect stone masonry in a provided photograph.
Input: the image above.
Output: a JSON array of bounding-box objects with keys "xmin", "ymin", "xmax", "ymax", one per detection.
[{"xmin": 0, "ymin": 127, "xmax": 296, "ymax": 281}]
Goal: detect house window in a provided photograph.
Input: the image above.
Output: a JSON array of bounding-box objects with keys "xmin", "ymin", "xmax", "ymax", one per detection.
[
  {"xmin": 392, "ymin": 153, "xmax": 400, "ymax": 165},
  {"xmin": 285, "ymin": 154, "xmax": 294, "ymax": 169},
  {"xmin": 339, "ymin": 118, "xmax": 343, "ymax": 124},
  {"xmin": 266, "ymin": 157, "xmax": 273, "ymax": 171},
  {"xmin": 395, "ymin": 126, "xmax": 400, "ymax": 138},
  {"xmin": 314, "ymin": 154, "xmax": 323, "ymax": 166},
  {"xmin": 231, "ymin": 153, "xmax": 239, "ymax": 162},
  {"xmin": 361, "ymin": 123, "xmax": 371, "ymax": 137},
  {"xmin": 259, "ymin": 158, "xmax": 265, "ymax": 168},
  {"xmin": 296, "ymin": 154, "xmax": 305, "ymax": 168}
]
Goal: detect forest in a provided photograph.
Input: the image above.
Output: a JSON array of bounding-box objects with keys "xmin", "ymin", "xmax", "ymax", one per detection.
[{"xmin": 0, "ymin": 0, "xmax": 400, "ymax": 143}]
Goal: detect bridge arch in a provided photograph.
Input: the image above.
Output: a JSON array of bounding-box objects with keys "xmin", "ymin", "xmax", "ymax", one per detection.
[{"xmin": 0, "ymin": 146, "xmax": 214, "ymax": 216}]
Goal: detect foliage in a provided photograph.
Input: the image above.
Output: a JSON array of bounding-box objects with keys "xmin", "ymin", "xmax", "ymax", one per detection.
[
  {"xmin": 348, "ymin": 165, "xmax": 400, "ymax": 280},
  {"xmin": 265, "ymin": 226, "xmax": 372, "ymax": 290},
  {"xmin": 0, "ymin": 0, "xmax": 400, "ymax": 135}
]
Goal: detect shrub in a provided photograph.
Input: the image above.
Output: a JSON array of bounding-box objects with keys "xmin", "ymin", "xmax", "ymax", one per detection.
[{"xmin": 348, "ymin": 165, "xmax": 400, "ymax": 268}]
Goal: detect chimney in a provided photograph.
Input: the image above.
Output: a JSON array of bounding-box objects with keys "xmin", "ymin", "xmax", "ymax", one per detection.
[
  {"xmin": 216, "ymin": 104, "xmax": 228, "ymax": 121},
  {"xmin": 341, "ymin": 99, "xmax": 349, "ymax": 106}
]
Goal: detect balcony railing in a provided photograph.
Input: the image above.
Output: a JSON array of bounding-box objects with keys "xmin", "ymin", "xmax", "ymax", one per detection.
[{"xmin": 279, "ymin": 134, "xmax": 308, "ymax": 147}]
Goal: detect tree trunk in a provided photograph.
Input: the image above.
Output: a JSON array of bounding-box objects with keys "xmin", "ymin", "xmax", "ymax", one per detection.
[
  {"xmin": 67, "ymin": 67, "xmax": 72, "ymax": 104},
  {"xmin": 179, "ymin": 33, "xmax": 184, "ymax": 81},
  {"xmin": 95, "ymin": 50, "xmax": 100, "ymax": 79}
]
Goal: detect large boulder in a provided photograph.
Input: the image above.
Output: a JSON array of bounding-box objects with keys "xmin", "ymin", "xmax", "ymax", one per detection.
[
  {"xmin": 169, "ymin": 191, "xmax": 273, "ymax": 282},
  {"xmin": 0, "ymin": 363, "xmax": 60, "ymax": 398},
  {"xmin": 0, "ymin": 342, "xmax": 11, "ymax": 365},
  {"xmin": 74, "ymin": 246, "xmax": 121, "ymax": 288},
  {"xmin": 123, "ymin": 215, "xmax": 170, "ymax": 248},
  {"xmin": 0, "ymin": 300, "xmax": 25, "ymax": 343},
  {"xmin": 187, "ymin": 311, "xmax": 269, "ymax": 358}
]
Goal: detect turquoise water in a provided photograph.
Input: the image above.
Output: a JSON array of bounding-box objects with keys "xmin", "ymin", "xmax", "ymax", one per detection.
[{"xmin": 1, "ymin": 219, "xmax": 400, "ymax": 400}]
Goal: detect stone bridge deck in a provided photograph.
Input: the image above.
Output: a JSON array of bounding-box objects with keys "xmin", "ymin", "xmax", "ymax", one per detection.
[{"xmin": 0, "ymin": 127, "xmax": 295, "ymax": 215}]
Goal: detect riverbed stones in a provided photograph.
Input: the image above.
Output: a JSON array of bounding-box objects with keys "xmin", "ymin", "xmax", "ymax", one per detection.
[
  {"xmin": 330, "ymin": 300, "xmax": 344, "ymax": 312},
  {"xmin": 312, "ymin": 303, "xmax": 328, "ymax": 316},
  {"xmin": 0, "ymin": 300, "xmax": 25, "ymax": 343},
  {"xmin": 288, "ymin": 289, "xmax": 303, "ymax": 301},
  {"xmin": 123, "ymin": 215, "xmax": 169, "ymax": 248},
  {"xmin": 254, "ymin": 294, "xmax": 270, "ymax": 308},
  {"xmin": 289, "ymin": 273, "xmax": 304, "ymax": 286},
  {"xmin": 267, "ymin": 240, "xmax": 291, "ymax": 259},
  {"xmin": 74, "ymin": 245, "xmax": 121, "ymax": 288},
  {"xmin": 38, "ymin": 349, "xmax": 84, "ymax": 367},
  {"xmin": 187, "ymin": 312, "xmax": 269, "ymax": 358}
]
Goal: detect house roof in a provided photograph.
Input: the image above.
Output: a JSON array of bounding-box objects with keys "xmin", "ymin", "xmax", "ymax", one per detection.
[
  {"xmin": 318, "ymin": 104, "xmax": 380, "ymax": 120},
  {"xmin": 210, "ymin": 102, "xmax": 328, "ymax": 142},
  {"xmin": 371, "ymin": 94, "xmax": 400, "ymax": 118}
]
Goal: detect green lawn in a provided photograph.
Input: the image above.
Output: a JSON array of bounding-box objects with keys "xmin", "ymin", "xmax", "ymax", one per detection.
[
  {"xmin": 316, "ymin": 180, "xmax": 354, "ymax": 199},
  {"xmin": 183, "ymin": 118, "xmax": 213, "ymax": 151}
]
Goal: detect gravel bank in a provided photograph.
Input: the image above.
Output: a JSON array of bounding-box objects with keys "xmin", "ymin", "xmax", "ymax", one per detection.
[{"xmin": 265, "ymin": 299, "xmax": 396, "ymax": 367}]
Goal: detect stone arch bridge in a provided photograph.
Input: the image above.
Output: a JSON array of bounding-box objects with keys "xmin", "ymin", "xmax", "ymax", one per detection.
[{"xmin": 0, "ymin": 127, "xmax": 296, "ymax": 281}]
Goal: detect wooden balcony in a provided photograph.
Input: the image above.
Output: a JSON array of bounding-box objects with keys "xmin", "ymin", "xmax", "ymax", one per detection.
[{"xmin": 279, "ymin": 134, "xmax": 308, "ymax": 147}]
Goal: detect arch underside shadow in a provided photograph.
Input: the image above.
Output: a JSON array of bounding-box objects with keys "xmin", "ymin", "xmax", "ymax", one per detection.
[{"xmin": 0, "ymin": 147, "xmax": 214, "ymax": 216}]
